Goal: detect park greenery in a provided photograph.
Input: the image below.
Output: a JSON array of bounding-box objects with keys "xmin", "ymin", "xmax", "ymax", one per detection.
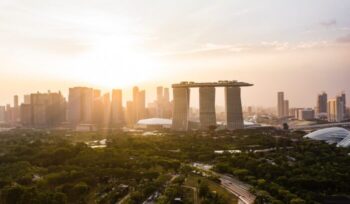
[{"xmin": 0, "ymin": 127, "xmax": 349, "ymax": 204}]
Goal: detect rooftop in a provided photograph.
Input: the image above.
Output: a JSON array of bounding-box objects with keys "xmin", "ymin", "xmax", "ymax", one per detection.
[{"xmin": 172, "ymin": 80, "xmax": 253, "ymax": 88}]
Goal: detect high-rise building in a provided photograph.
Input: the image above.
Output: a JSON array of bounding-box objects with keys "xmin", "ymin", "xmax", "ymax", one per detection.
[
  {"xmin": 13, "ymin": 95, "xmax": 20, "ymax": 123},
  {"xmin": 317, "ymin": 92, "xmax": 328, "ymax": 114},
  {"xmin": 157, "ymin": 86, "xmax": 164, "ymax": 117},
  {"xmin": 102, "ymin": 93, "xmax": 111, "ymax": 126},
  {"xmin": 199, "ymin": 87, "xmax": 216, "ymax": 129},
  {"xmin": 68, "ymin": 87, "xmax": 94, "ymax": 125},
  {"xmin": 328, "ymin": 96, "xmax": 345, "ymax": 122},
  {"xmin": 111, "ymin": 89, "xmax": 123, "ymax": 126},
  {"xmin": 5, "ymin": 104, "xmax": 13, "ymax": 124},
  {"xmin": 92, "ymin": 95, "xmax": 104, "ymax": 126},
  {"xmin": 225, "ymin": 87, "xmax": 244, "ymax": 130},
  {"xmin": 157, "ymin": 87, "xmax": 163, "ymax": 103},
  {"xmin": 14, "ymin": 95, "xmax": 19, "ymax": 108},
  {"xmin": 46, "ymin": 92, "xmax": 66, "ymax": 126},
  {"xmin": 93, "ymin": 89, "xmax": 101, "ymax": 99},
  {"xmin": 283, "ymin": 100, "xmax": 289, "ymax": 117},
  {"xmin": 162, "ymin": 88, "xmax": 172, "ymax": 118},
  {"xmin": 172, "ymin": 81, "xmax": 252, "ymax": 131},
  {"xmin": 316, "ymin": 92, "xmax": 328, "ymax": 120},
  {"xmin": 24, "ymin": 95, "xmax": 31, "ymax": 104},
  {"xmin": 277, "ymin": 92, "xmax": 284, "ymax": 118},
  {"xmin": 20, "ymin": 104, "xmax": 32, "ymax": 126},
  {"xmin": 290, "ymin": 108, "xmax": 303, "ymax": 119},
  {"xmin": 137, "ymin": 90, "xmax": 146, "ymax": 120},
  {"xmin": 0, "ymin": 106, "xmax": 5, "ymax": 122},
  {"xmin": 172, "ymin": 88, "xmax": 190, "ymax": 131},
  {"xmin": 340, "ymin": 92, "xmax": 347, "ymax": 119},
  {"xmin": 153, "ymin": 86, "xmax": 172, "ymax": 118},
  {"xmin": 20, "ymin": 91, "xmax": 66, "ymax": 127},
  {"xmin": 131, "ymin": 87, "xmax": 146, "ymax": 123}
]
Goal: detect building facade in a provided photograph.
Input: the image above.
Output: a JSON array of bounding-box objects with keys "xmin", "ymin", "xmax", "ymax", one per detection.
[
  {"xmin": 328, "ymin": 96, "xmax": 345, "ymax": 122},
  {"xmin": 225, "ymin": 87, "xmax": 244, "ymax": 130},
  {"xmin": 111, "ymin": 89, "xmax": 124, "ymax": 126},
  {"xmin": 277, "ymin": 92, "xmax": 285, "ymax": 118},
  {"xmin": 172, "ymin": 88, "xmax": 190, "ymax": 131},
  {"xmin": 68, "ymin": 87, "xmax": 94, "ymax": 126},
  {"xmin": 199, "ymin": 87, "xmax": 216, "ymax": 129}
]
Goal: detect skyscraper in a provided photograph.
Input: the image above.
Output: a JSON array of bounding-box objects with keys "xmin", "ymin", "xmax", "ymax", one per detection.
[
  {"xmin": 199, "ymin": 87, "xmax": 216, "ymax": 129},
  {"xmin": 132, "ymin": 87, "xmax": 146, "ymax": 122},
  {"xmin": 277, "ymin": 92, "xmax": 284, "ymax": 118},
  {"xmin": 13, "ymin": 95, "xmax": 19, "ymax": 123},
  {"xmin": 225, "ymin": 87, "xmax": 244, "ymax": 130},
  {"xmin": 153, "ymin": 86, "xmax": 172, "ymax": 118},
  {"xmin": 328, "ymin": 96, "xmax": 345, "ymax": 122},
  {"xmin": 172, "ymin": 87, "xmax": 190, "ymax": 131},
  {"xmin": 68, "ymin": 87, "xmax": 94, "ymax": 125},
  {"xmin": 0, "ymin": 106, "xmax": 5, "ymax": 122},
  {"xmin": 14, "ymin": 95, "xmax": 18, "ymax": 108},
  {"xmin": 283, "ymin": 100, "xmax": 289, "ymax": 117},
  {"xmin": 92, "ymin": 94, "xmax": 104, "ymax": 126},
  {"xmin": 102, "ymin": 93, "xmax": 111, "ymax": 126},
  {"xmin": 111, "ymin": 89, "xmax": 123, "ymax": 126},
  {"xmin": 20, "ymin": 91, "xmax": 66, "ymax": 127},
  {"xmin": 157, "ymin": 86, "xmax": 164, "ymax": 117},
  {"xmin": 317, "ymin": 92, "xmax": 328, "ymax": 114},
  {"xmin": 163, "ymin": 88, "xmax": 172, "ymax": 118},
  {"xmin": 340, "ymin": 92, "xmax": 346, "ymax": 119},
  {"xmin": 20, "ymin": 104, "xmax": 32, "ymax": 126},
  {"xmin": 23, "ymin": 95, "xmax": 31, "ymax": 104},
  {"xmin": 93, "ymin": 89, "xmax": 101, "ymax": 99}
]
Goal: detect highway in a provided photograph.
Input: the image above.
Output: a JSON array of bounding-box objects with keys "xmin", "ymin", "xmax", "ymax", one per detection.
[
  {"xmin": 193, "ymin": 163, "xmax": 256, "ymax": 204},
  {"xmin": 219, "ymin": 174, "xmax": 256, "ymax": 204}
]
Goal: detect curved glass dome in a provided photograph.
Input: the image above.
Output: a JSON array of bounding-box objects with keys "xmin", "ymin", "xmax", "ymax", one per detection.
[{"xmin": 304, "ymin": 127, "xmax": 350, "ymax": 147}]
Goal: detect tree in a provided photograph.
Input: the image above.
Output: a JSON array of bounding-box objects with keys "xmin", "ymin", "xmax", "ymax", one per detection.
[
  {"xmin": 1, "ymin": 185, "xmax": 25, "ymax": 204},
  {"xmin": 199, "ymin": 182, "xmax": 210, "ymax": 198},
  {"xmin": 290, "ymin": 198, "xmax": 306, "ymax": 204}
]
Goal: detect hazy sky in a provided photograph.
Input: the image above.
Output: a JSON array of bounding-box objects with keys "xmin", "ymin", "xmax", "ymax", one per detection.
[{"xmin": 0, "ymin": 0, "xmax": 349, "ymax": 108}]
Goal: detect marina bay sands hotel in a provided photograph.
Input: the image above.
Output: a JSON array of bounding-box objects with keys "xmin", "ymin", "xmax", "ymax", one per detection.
[{"xmin": 172, "ymin": 81, "xmax": 253, "ymax": 131}]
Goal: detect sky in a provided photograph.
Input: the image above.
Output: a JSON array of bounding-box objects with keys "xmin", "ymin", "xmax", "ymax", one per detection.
[{"xmin": 0, "ymin": 0, "xmax": 350, "ymax": 108}]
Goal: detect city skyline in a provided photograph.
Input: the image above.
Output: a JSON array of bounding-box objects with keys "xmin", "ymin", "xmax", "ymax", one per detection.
[
  {"xmin": 0, "ymin": 0, "xmax": 350, "ymax": 107},
  {"xmin": 1, "ymin": 2, "xmax": 350, "ymax": 204},
  {"xmin": 0, "ymin": 84, "xmax": 349, "ymax": 109}
]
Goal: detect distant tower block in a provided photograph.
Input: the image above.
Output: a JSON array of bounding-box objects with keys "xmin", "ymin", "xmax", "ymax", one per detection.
[
  {"xmin": 199, "ymin": 87, "xmax": 216, "ymax": 129},
  {"xmin": 225, "ymin": 87, "xmax": 244, "ymax": 130},
  {"xmin": 172, "ymin": 88, "xmax": 190, "ymax": 131}
]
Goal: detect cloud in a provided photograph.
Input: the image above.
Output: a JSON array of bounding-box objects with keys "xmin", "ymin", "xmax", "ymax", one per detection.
[
  {"xmin": 154, "ymin": 41, "xmax": 336, "ymax": 59},
  {"xmin": 336, "ymin": 34, "xmax": 350, "ymax": 43},
  {"xmin": 320, "ymin": 19, "xmax": 337, "ymax": 27}
]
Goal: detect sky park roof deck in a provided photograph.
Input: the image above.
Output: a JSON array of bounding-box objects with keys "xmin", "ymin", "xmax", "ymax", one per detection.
[{"xmin": 172, "ymin": 80, "xmax": 254, "ymax": 88}]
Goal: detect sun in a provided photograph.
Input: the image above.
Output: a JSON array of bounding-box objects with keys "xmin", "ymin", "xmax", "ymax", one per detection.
[{"xmin": 66, "ymin": 35, "xmax": 162, "ymax": 89}]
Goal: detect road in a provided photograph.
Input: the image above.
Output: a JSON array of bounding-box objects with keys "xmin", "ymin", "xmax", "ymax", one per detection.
[
  {"xmin": 193, "ymin": 163, "xmax": 256, "ymax": 204},
  {"xmin": 117, "ymin": 193, "xmax": 130, "ymax": 204},
  {"xmin": 219, "ymin": 174, "xmax": 256, "ymax": 204},
  {"xmin": 183, "ymin": 186, "xmax": 199, "ymax": 204}
]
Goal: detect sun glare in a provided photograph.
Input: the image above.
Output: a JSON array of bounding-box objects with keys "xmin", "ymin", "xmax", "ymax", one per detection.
[{"xmin": 64, "ymin": 32, "xmax": 162, "ymax": 89}]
